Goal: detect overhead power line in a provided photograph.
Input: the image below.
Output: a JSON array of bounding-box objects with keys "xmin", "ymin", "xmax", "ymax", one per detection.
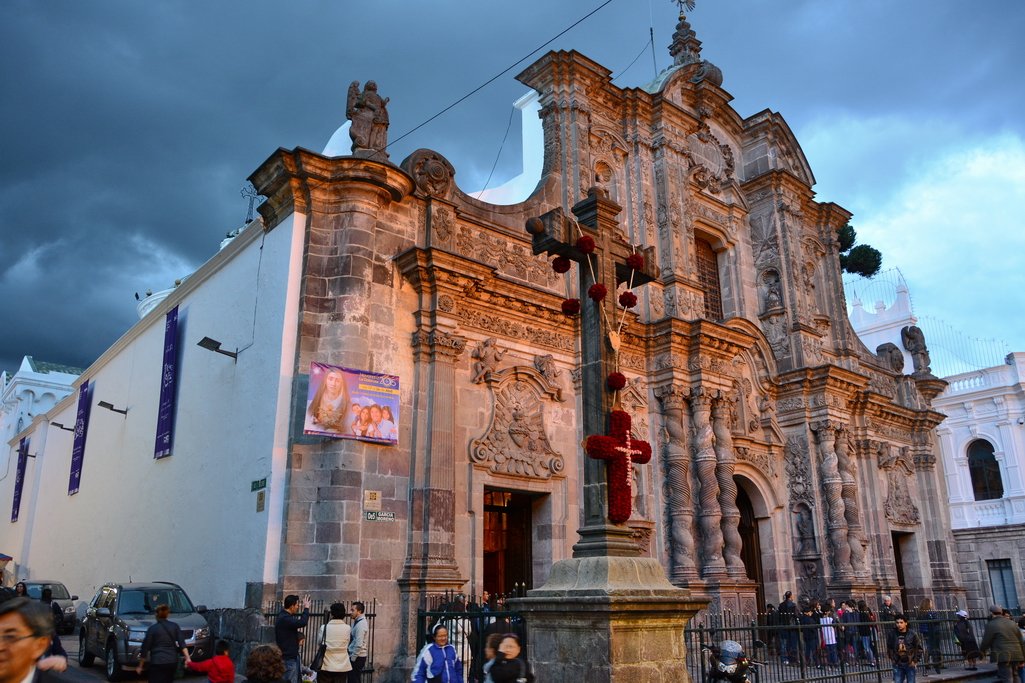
[{"xmin": 387, "ymin": 0, "xmax": 616, "ymax": 151}]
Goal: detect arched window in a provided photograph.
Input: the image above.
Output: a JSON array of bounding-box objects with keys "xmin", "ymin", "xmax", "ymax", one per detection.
[
  {"xmin": 968, "ymin": 439, "xmax": 1003, "ymax": 501},
  {"xmin": 695, "ymin": 237, "xmax": 723, "ymax": 321}
]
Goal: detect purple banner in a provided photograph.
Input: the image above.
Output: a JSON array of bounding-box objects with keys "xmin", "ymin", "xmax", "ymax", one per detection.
[
  {"xmin": 68, "ymin": 380, "xmax": 93, "ymax": 496},
  {"xmin": 154, "ymin": 305, "xmax": 179, "ymax": 459},
  {"xmin": 11, "ymin": 438, "xmax": 28, "ymax": 522}
]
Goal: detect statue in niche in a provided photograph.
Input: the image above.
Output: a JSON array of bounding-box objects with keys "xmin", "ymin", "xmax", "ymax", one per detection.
[
  {"xmin": 471, "ymin": 338, "xmax": 506, "ymax": 383},
  {"xmin": 900, "ymin": 325, "xmax": 933, "ymax": 376},
  {"xmin": 794, "ymin": 506, "xmax": 816, "ymax": 555},
  {"xmin": 876, "ymin": 342, "xmax": 905, "ymax": 374},
  {"xmin": 347, "ymin": 80, "xmax": 390, "ymax": 156},
  {"xmin": 760, "ymin": 270, "xmax": 783, "ymax": 314},
  {"xmin": 765, "ymin": 282, "xmax": 782, "ymax": 311}
]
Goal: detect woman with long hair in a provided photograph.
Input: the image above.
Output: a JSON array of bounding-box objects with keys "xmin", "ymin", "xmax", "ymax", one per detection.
[{"xmin": 306, "ymin": 370, "xmax": 349, "ymax": 433}]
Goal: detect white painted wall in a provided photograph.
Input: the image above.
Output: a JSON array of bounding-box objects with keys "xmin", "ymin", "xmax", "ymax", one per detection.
[
  {"xmin": 936, "ymin": 353, "xmax": 1025, "ymax": 529},
  {"xmin": 0, "ymin": 214, "xmax": 304, "ymax": 609}
]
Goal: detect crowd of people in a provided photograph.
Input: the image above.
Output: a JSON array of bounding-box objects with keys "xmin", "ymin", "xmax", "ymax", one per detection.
[
  {"xmin": 763, "ymin": 591, "xmax": 1025, "ymax": 683},
  {"xmin": 273, "ymin": 595, "xmax": 368, "ymax": 683}
]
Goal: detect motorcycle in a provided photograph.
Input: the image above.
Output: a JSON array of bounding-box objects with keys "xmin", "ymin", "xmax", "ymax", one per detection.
[{"xmin": 701, "ymin": 639, "xmax": 764, "ymax": 683}]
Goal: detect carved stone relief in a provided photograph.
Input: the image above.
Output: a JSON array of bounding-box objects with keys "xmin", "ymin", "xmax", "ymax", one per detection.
[
  {"xmin": 878, "ymin": 444, "xmax": 921, "ymax": 525},
  {"xmin": 785, "ymin": 435, "xmax": 815, "ymax": 509},
  {"xmin": 533, "ymin": 354, "xmax": 565, "ymax": 401},
  {"xmin": 470, "ymin": 372, "xmax": 565, "ymax": 480}
]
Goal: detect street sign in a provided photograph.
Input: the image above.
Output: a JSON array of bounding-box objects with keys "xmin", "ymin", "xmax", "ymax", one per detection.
[
  {"xmin": 251, "ymin": 478, "xmax": 267, "ymax": 492},
  {"xmin": 364, "ymin": 511, "xmax": 395, "ymax": 521}
]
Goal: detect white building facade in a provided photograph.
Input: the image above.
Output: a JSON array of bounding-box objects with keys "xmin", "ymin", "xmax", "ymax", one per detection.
[
  {"xmin": 0, "ymin": 214, "xmax": 306, "ymax": 610},
  {"xmin": 847, "ymin": 274, "xmax": 1025, "ymax": 610}
]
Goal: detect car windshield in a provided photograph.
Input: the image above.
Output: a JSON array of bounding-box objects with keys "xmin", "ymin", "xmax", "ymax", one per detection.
[
  {"xmin": 118, "ymin": 589, "xmax": 194, "ymax": 615},
  {"xmin": 26, "ymin": 584, "xmax": 71, "ymax": 600}
]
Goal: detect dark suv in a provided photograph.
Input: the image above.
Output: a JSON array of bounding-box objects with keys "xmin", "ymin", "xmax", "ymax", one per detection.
[
  {"xmin": 23, "ymin": 580, "xmax": 79, "ymax": 634},
  {"xmin": 78, "ymin": 582, "xmax": 211, "ymax": 681}
]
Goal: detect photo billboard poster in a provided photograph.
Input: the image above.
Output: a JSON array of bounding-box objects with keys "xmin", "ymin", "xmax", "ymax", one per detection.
[
  {"xmin": 11, "ymin": 438, "xmax": 28, "ymax": 523},
  {"xmin": 68, "ymin": 380, "xmax": 93, "ymax": 495},
  {"xmin": 154, "ymin": 305, "xmax": 179, "ymax": 459},
  {"xmin": 304, "ymin": 362, "xmax": 399, "ymax": 445}
]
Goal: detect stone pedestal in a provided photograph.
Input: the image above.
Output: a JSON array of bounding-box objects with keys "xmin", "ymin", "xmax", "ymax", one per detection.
[
  {"xmin": 700, "ymin": 578, "xmax": 759, "ymax": 619},
  {"xmin": 511, "ymin": 556, "xmax": 707, "ymax": 682},
  {"xmin": 826, "ymin": 580, "xmax": 880, "ymax": 606}
]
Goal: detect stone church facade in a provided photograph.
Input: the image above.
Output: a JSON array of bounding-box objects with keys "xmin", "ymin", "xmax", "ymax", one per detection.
[{"xmin": 251, "ymin": 15, "xmax": 963, "ymax": 673}]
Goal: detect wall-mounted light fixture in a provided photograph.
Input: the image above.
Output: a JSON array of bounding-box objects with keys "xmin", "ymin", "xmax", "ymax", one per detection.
[
  {"xmin": 197, "ymin": 336, "xmax": 239, "ymax": 362},
  {"xmin": 50, "ymin": 422, "xmax": 75, "ymax": 432},
  {"xmin": 98, "ymin": 400, "xmax": 128, "ymax": 416}
]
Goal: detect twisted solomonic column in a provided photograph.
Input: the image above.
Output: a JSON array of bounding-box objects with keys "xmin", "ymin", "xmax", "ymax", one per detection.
[
  {"xmin": 712, "ymin": 391, "xmax": 745, "ymax": 577},
  {"xmin": 692, "ymin": 388, "xmax": 726, "ymax": 576},
  {"xmin": 835, "ymin": 427, "xmax": 868, "ymax": 575},
  {"xmin": 656, "ymin": 385, "xmax": 697, "ymax": 582},
  {"xmin": 812, "ymin": 421, "xmax": 852, "ymax": 577}
]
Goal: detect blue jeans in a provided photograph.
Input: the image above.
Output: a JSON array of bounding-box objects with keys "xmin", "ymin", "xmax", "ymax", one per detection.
[
  {"xmin": 861, "ymin": 636, "xmax": 876, "ymax": 663},
  {"xmin": 284, "ymin": 656, "xmax": 301, "ymax": 683},
  {"xmin": 893, "ymin": 663, "xmax": 916, "ymax": 683}
]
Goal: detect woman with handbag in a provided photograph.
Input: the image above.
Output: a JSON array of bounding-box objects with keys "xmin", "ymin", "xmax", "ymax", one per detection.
[
  {"xmin": 135, "ymin": 604, "xmax": 191, "ymax": 683},
  {"xmin": 315, "ymin": 603, "xmax": 352, "ymax": 683}
]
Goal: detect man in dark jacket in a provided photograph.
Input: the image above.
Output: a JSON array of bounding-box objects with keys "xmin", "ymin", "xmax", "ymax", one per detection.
[
  {"xmin": 0, "ymin": 597, "xmax": 71, "ymax": 683},
  {"xmin": 887, "ymin": 615, "xmax": 922, "ymax": 683},
  {"xmin": 777, "ymin": 591, "xmax": 798, "ymax": 664},
  {"xmin": 275, "ymin": 594, "xmax": 311, "ymax": 683},
  {"xmin": 980, "ymin": 604, "xmax": 1025, "ymax": 683}
]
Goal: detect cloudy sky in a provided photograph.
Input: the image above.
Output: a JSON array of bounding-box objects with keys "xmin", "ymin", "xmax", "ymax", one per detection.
[{"xmin": 3, "ymin": 0, "xmax": 1023, "ymax": 376}]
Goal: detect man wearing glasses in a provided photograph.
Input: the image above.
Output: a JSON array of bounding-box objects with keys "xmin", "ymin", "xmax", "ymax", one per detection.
[{"xmin": 0, "ymin": 598, "xmax": 69, "ymax": 683}]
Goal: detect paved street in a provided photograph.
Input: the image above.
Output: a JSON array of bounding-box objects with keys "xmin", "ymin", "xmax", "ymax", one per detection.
[{"xmin": 57, "ymin": 633, "xmax": 206, "ymax": 683}]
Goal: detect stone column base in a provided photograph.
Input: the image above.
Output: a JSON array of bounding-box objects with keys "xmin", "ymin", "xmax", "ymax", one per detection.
[
  {"xmin": 698, "ymin": 578, "xmax": 759, "ymax": 622},
  {"xmin": 510, "ymin": 556, "xmax": 708, "ymax": 682}
]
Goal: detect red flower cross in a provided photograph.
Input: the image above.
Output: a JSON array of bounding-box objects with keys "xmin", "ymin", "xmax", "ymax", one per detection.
[{"xmin": 584, "ymin": 410, "xmax": 652, "ymax": 524}]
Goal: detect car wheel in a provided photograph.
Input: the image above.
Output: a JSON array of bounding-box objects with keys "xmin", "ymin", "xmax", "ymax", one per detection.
[
  {"xmin": 78, "ymin": 633, "xmax": 95, "ymax": 666},
  {"xmin": 105, "ymin": 641, "xmax": 122, "ymax": 682}
]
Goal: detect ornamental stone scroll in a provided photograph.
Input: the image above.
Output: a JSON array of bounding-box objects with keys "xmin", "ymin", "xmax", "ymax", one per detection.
[{"xmin": 469, "ymin": 366, "xmax": 565, "ymax": 480}]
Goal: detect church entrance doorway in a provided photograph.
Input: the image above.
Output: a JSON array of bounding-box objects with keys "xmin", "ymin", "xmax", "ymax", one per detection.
[
  {"xmin": 892, "ymin": 531, "xmax": 912, "ymax": 611},
  {"xmin": 483, "ymin": 488, "xmax": 533, "ymax": 595},
  {"xmin": 736, "ymin": 482, "xmax": 765, "ymax": 610}
]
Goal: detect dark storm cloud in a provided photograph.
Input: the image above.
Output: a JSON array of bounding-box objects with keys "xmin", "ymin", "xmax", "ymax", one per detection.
[{"xmin": 2, "ymin": 0, "xmax": 1023, "ymax": 373}]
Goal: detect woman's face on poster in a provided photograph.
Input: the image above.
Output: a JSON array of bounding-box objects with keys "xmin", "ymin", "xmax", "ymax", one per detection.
[
  {"xmin": 370, "ymin": 405, "xmax": 382, "ymax": 422},
  {"xmin": 324, "ymin": 371, "xmax": 344, "ymax": 396},
  {"xmin": 360, "ymin": 407, "xmax": 371, "ymax": 422}
]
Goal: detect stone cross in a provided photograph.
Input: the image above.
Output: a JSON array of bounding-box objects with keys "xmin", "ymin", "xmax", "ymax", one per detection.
[
  {"xmin": 526, "ymin": 187, "xmax": 658, "ymax": 556},
  {"xmin": 584, "ymin": 409, "xmax": 652, "ymax": 524}
]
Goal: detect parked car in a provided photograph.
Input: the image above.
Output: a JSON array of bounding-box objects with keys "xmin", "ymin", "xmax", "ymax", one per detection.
[
  {"xmin": 22, "ymin": 580, "xmax": 79, "ymax": 634},
  {"xmin": 78, "ymin": 581, "xmax": 211, "ymax": 681}
]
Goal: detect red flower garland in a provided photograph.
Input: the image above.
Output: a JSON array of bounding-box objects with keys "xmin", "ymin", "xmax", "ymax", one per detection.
[
  {"xmin": 576, "ymin": 235, "xmax": 596, "ymax": 254},
  {"xmin": 587, "ymin": 283, "xmax": 607, "ymax": 302},
  {"xmin": 552, "ymin": 256, "xmax": 571, "ymax": 274},
  {"xmin": 606, "ymin": 372, "xmax": 627, "ymax": 391},
  {"xmin": 561, "ymin": 298, "xmax": 581, "ymax": 315},
  {"xmin": 619, "ymin": 291, "xmax": 638, "ymax": 308},
  {"xmin": 626, "ymin": 252, "xmax": 644, "ymax": 270}
]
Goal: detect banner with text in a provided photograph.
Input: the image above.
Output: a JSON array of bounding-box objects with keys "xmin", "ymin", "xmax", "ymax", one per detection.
[
  {"xmin": 11, "ymin": 438, "xmax": 28, "ymax": 523},
  {"xmin": 68, "ymin": 380, "xmax": 93, "ymax": 495},
  {"xmin": 154, "ymin": 305, "xmax": 179, "ymax": 459},
  {"xmin": 304, "ymin": 362, "xmax": 400, "ymax": 445}
]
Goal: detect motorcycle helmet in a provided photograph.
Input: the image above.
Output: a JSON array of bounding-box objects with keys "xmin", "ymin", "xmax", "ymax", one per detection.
[{"xmin": 717, "ymin": 640, "xmax": 743, "ymax": 674}]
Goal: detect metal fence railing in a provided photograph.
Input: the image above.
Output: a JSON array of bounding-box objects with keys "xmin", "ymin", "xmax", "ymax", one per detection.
[
  {"xmin": 416, "ymin": 590, "xmax": 527, "ymax": 683},
  {"xmin": 263, "ymin": 598, "xmax": 376, "ymax": 682},
  {"xmin": 685, "ymin": 610, "xmax": 990, "ymax": 682}
]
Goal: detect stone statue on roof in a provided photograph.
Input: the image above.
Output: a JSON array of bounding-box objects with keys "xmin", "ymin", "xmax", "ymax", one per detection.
[{"xmin": 347, "ymin": 80, "xmax": 390, "ymax": 159}]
